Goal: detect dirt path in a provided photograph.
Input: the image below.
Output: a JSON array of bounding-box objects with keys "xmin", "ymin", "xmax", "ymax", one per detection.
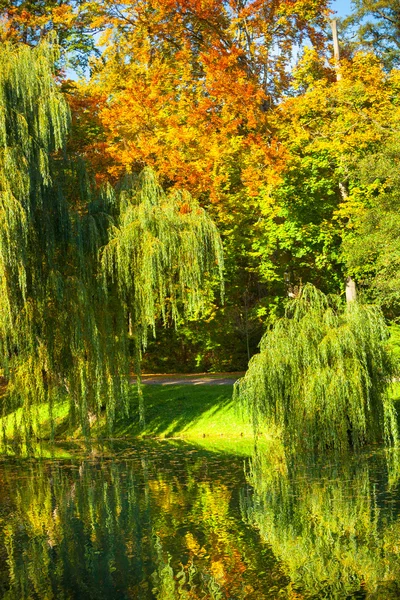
[{"xmin": 136, "ymin": 372, "xmax": 245, "ymax": 386}]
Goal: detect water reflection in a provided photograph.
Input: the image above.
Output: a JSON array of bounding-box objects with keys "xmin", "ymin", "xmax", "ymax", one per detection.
[
  {"xmin": 242, "ymin": 446, "xmax": 400, "ymax": 599},
  {"xmin": 0, "ymin": 443, "xmax": 286, "ymax": 599},
  {"xmin": 2, "ymin": 443, "xmax": 400, "ymax": 599}
]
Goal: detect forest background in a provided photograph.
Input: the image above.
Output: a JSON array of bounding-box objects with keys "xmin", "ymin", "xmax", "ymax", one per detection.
[{"xmin": 2, "ymin": 0, "xmax": 400, "ymax": 374}]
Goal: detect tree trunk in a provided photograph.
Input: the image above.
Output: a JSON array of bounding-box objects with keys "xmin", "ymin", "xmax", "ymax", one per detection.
[
  {"xmin": 134, "ymin": 327, "xmax": 145, "ymax": 429},
  {"xmin": 331, "ymin": 20, "xmax": 357, "ymax": 304},
  {"xmin": 345, "ymin": 277, "xmax": 357, "ymax": 303},
  {"xmin": 330, "ymin": 20, "xmax": 342, "ymax": 81}
]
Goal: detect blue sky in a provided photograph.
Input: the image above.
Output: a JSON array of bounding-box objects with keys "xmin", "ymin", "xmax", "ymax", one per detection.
[{"xmin": 332, "ymin": 0, "xmax": 353, "ymax": 18}]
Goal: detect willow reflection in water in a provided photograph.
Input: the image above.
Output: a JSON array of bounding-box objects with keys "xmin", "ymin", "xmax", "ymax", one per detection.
[
  {"xmin": 242, "ymin": 447, "xmax": 400, "ymax": 599},
  {"xmin": 0, "ymin": 444, "xmax": 286, "ymax": 600}
]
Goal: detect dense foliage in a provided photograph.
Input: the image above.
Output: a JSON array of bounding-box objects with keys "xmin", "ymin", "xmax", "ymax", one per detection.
[
  {"xmin": 2, "ymin": 0, "xmax": 400, "ymax": 446},
  {"xmin": 62, "ymin": 0, "xmax": 332, "ymax": 370},
  {"xmin": 235, "ymin": 285, "xmax": 398, "ymax": 452},
  {"xmin": 342, "ymin": 139, "xmax": 400, "ymax": 317},
  {"xmin": 0, "ymin": 41, "xmax": 223, "ymax": 439},
  {"xmin": 5, "ymin": 0, "xmax": 400, "ymax": 372}
]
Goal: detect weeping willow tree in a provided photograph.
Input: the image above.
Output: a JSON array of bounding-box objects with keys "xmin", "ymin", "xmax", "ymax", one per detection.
[
  {"xmin": 101, "ymin": 170, "xmax": 224, "ymax": 426},
  {"xmin": 235, "ymin": 284, "xmax": 398, "ymax": 452},
  {"xmin": 0, "ymin": 40, "xmax": 223, "ymax": 440}
]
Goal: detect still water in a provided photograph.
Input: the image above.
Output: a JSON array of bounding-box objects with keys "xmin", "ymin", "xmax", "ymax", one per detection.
[{"xmin": 0, "ymin": 441, "xmax": 400, "ymax": 599}]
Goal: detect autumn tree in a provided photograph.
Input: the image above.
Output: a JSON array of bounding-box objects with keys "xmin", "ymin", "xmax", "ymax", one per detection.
[
  {"xmin": 251, "ymin": 49, "xmax": 400, "ymax": 309},
  {"xmin": 342, "ymin": 0, "xmax": 400, "ymax": 69},
  {"xmin": 60, "ymin": 0, "xmax": 330, "ymax": 370},
  {"xmin": 0, "ymin": 0, "xmax": 98, "ymax": 71},
  {"xmin": 79, "ymin": 0, "xmax": 330, "ymax": 195}
]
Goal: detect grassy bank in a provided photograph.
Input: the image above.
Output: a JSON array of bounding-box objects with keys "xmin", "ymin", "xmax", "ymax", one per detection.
[
  {"xmin": 4, "ymin": 381, "xmax": 400, "ymax": 454},
  {"xmin": 1, "ymin": 384, "xmax": 257, "ymax": 444}
]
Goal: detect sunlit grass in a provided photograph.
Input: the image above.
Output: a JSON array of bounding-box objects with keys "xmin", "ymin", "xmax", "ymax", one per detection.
[
  {"xmin": 113, "ymin": 384, "xmax": 253, "ymax": 439},
  {"xmin": 1, "ymin": 384, "xmax": 258, "ymax": 444},
  {"xmin": 3, "ymin": 380, "xmax": 400, "ymax": 452}
]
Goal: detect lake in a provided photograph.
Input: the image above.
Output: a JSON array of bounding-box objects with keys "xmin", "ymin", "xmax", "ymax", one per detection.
[{"xmin": 0, "ymin": 440, "xmax": 400, "ymax": 599}]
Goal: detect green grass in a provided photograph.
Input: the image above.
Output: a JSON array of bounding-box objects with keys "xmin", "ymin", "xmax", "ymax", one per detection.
[
  {"xmin": 116, "ymin": 384, "xmax": 253, "ymax": 438},
  {"xmin": 391, "ymin": 380, "xmax": 400, "ymax": 406},
  {"xmin": 1, "ymin": 399, "xmax": 70, "ymax": 440},
  {"xmin": 1, "ymin": 384, "xmax": 258, "ymax": 444},
  {"xmin": 100, "ymin": 384, "xmax": 258, "ymax": 441},
  {"xmin": 3, "ymin": 381, "xmax": 400, "ymax": 452}
]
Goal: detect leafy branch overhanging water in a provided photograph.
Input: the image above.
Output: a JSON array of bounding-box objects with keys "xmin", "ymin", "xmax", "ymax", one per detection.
[{"xmin": 235, "ymin": 284, "xmax": 398, "ymax": 453}]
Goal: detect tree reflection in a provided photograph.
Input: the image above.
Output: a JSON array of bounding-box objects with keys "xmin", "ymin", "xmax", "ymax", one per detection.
[
  {"xmin": 0, "ymin": 446, "xmax": 286, "ymax": 599},
  {"xmin": 242, "ymin": 447, "xmax": 400, "ymax": 599}
]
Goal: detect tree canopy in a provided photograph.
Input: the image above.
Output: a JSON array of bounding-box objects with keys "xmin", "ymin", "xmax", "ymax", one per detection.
[
  {"xmin": 2, "ymin": 0, "xmax": 400, "ymax": 448},
  {"xmin": 342, "ymin": 0, "xmax": 400, "ymax": 70}
]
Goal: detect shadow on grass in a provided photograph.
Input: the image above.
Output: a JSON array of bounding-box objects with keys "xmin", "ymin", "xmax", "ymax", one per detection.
[
  {"xmin": 1, "ymin": 384, "xmax": 237, "ymax": 441},
  {"xmin": 114, "ymin": 384, "xmax": 234, "ymax": 438},
  {"xmin": 53, "ymin": 413, "xmax": 73, "ymax": 439}
]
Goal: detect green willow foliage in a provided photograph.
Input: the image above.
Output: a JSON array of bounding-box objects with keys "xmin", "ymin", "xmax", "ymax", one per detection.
[
  {"xmin": 102, "ymin": 172, "xmax": 224, "ymax": 341},
  {"xmin": 242, "ymin": 448, "xmax": 400, "ymax": 598},
  {"xmin": 0, "ymin": 41, "xmax": 223, "ymax": 440},
  {"xmin": 235, "ymin": 284, "xmax": 398, "ymax": 452}
]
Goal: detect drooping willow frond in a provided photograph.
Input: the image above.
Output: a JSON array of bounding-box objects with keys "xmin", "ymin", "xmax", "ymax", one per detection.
[
  {"xmin": 235, "ymin": 284, "xmax": 398, "ymax": 452},
  {"xmin": 101, "ymin": 168, "xmax": 224, "ymax": 349},
  {"xmin": 0, "ymin": 41, "xmax": 224, "ymax": 441}
]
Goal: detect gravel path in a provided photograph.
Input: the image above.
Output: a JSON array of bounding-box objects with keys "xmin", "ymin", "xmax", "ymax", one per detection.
[{"xmin": 137, "ymin": 373, "xmax": 244, "ymax": 386}]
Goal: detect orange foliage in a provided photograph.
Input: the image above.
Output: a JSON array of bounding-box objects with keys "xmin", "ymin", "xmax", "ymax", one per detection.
[
  {"xmin": 0, "ymin": 1, "xmax": 76, "ymax": 44},
  {"xmin": 1, "ymin": 1, "xmax": 330, "ymax": 203},
  {"xmin": 65, "ymin": 83, "xmax": 115, "ymax": 185},
  {"xmin": 78, "ymin": 0, "xmax": 329, "ymax": 201}
]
